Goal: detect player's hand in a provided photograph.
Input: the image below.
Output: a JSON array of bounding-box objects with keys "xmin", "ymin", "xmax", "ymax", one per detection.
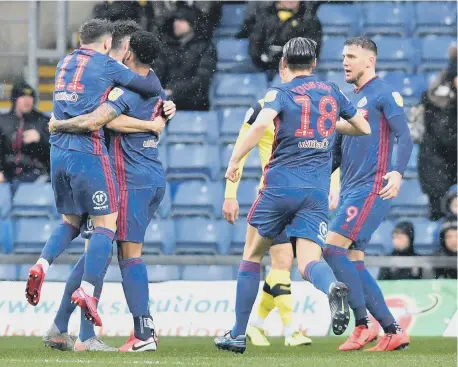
[
  {"xmin": 379, "ymin": 171, "xmax": 402, "ymax": 200},
  {"xmin": 23, "ymin": 129, "xmax": 40, "ymax": 144},
  {"xmin": 48, "ymin": 115, "xmax": 57, "ymax": 133},
  {"xmin": 151, "ymin": 116, "xmax": 166, "ymax": 135},
  {"xmin": 225, "ymin": 161, "xmax": 241, "ymax": 183},
  {"xmin": 222, "ymin": 198, "xmax": 239, "ymax": 225},
  {"xmin": 163, "ymin": 100, "xmax": 176, "ymax": 120},
  {"xmin": 328, "ymin": 190, "xmax": 340, "ymax": 211}
]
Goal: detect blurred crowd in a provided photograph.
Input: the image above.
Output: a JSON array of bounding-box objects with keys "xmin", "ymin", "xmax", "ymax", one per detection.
[{"xmin": 0, "ymin": 1, "xmax": 455, "ymax": 278}]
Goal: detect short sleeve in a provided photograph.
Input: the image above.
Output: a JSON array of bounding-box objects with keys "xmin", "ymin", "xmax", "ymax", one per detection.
[
  {"xmin": 263, "ymin": 88, "xmax": 285, "ymax": 114},
  {"xmin": 104, "ymin": 87, "xmax": 138, "ymax": 116},
  {"xmin": 245, "ymin": 100, "xmax": 263, "ymax": 125},
  {"xmin": 104, "ymin": 57, "xmax": 136, "ymax": 86},
  {"xmin": 337, "ymin": 89, "xmax": 357, "ymax": 120},
  {"xmin": 379, "ymin": 90, "xmax": 405, "ymax": 119}
]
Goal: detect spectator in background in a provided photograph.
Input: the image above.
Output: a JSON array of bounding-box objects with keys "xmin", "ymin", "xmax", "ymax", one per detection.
[
  {"xmin": 153, "ymin": 7, "xmax": 216, "ymax": 111},
  {"xmin": 379, "ymin": 221, "xmax": 423, "ymax": 280},
  {"xmin": 435, "ymin": 218, "xmax": 457, "ymax": 279},
  {"xmin": 93, "ymin": 1, "xmax": 154, "ymax": 31},
  {"xmin": 419, "ymin": 45, "xmax": 457, "ymax": 220},
  {"xmin": 248, "ymin": 1, "xmax": 322, "ymax": 77},
  {"xmin": 0, "ymin": 81, "xmax": 50, "ymax": 189}
]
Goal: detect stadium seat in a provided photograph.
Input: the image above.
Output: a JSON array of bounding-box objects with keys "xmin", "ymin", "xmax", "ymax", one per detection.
[
  {"xmin": 175, "ymin": 218, "xmax": 231, "ymax": 255},
  {"xmin": 366, "ymin": 220, "xmax": 395, "ymax": 255},
  {"xmin": 419, "ymin": 36, "xmax": 456, "ymax": 72},
  {"xmin": 324, "ymin": 71, "xmax": 353, "ymax": 95},
  {"xmin": 156, "ymin": 186, "xmax": 171, "ymax": 219},
  {"xmin": 182, "ymin": 265, "xmax": 234, "ymax": 281},
  {"xmin": 318, "ymin": 36, "xmax": 347, "ymax": 71},
  {"xmin": 317, "ymin": 4, "xmax": 359, "ymax": 36},
  {"xmin": 406, "ymin": 144, "xmax": 419, "ymax": 179},
  {"xmin": 167, "ymin": 144, "xmax": 220, "ymax": 181},
  {"xmin": 211, "ymin": 73, "xmax": 267, "ymax": 108},
  {"xmin": 415, "ymin": 2, "xmax": 457, "ymax": 36},
  {"xmin": 382, "ymin": 73, "xmax": 427, "ymax": 106},
  {"xmin": 408, "ymin": 218, "xmax": 439, "ymax": 255},
  {"xmin": 0, "ymin": 219, "xmax": 13, "ymax": 254},
  {"xmin": 219, "ymin": 108, "xmax": 247, "ymax": 143},
  {"xmin": 373, "ymin": 37, "xmax": 415, "ymax": 73},
  {"xmin": 363, "ymin": 2, "xmax": 412, "ymax": 36},
  {"xmin": 0, "ymin": 264, "xmax": 17, "ymax": 281},
  {"xmin": 172, "ymin": 181, "xmax": 223, "ymax": 218},
  {"xmin": 221, "ymin": 144, "xmax": 262, "ymax": 179},
  {"xmin": 230, "ymin": 217, "xmax": 248, "ymax": 255},
  {"xmin": 0, "ymin": 183, "xmax": 11, "ymax": 218},
  {"xmin": 11, "ymin": 183, "xmax": 56, "ymax": 218},
  {"xmin": 216, "ymin": 38, "xmax": 257, "ymax": 73},
  {"xmin": 44, "ymin": 264, "xmax": 73, "ymax": 282},
  {"xmin": 13, "ymin": 218, "xmax": 58, "ymax": 253},
  {"xmin": 143, "ymin": 219, "xmax": 176, "ymax": 255},
  {"xmin": 147, "ymin": 265, "xmax": 180, "ymax": 282},
  {"xmin": 215, "ymin": 4, "xmax": 247, "ymax": 37},
  {"xmin": 166, "ymin": 111, "xmax": 219, "ymax": 143},
  {"xmin": 158, "ymin": 144, "xmax": 167, "ymax": 168},
  {"xmin": 237, "ymin": 180, "xmax": 260, "ymax": 216},
  {"xmin": 390, "ymin": 179, "xmax": 429, "ymax": 217}
]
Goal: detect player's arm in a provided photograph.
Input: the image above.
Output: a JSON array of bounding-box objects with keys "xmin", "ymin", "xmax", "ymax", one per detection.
[
  {"xmin": 335, "ymin": 88, "xmax": 371, "ymax": 136},
  {"xmin": 379, "ymin": 92, "xmax": 413, "ymax": 200},
  {"xmin": 106, "ymin": 115, "xmax": 166, "ymax": 134}
]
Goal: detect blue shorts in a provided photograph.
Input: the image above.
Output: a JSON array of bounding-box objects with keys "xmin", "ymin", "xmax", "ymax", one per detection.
[
  {"xmin": 51, "ymin": 146, "xmax": 118, "ymax": 216},
  {"xmin": 81, "ymin": 187, "xmax": 165, "ymax": 244},
  {"xmin": 248, "ymin": 187, "xmax": 329, "ymax": 247},
  {"xmin": 329, "ymin": 189, "xmax": 391, "ymax": 251}
]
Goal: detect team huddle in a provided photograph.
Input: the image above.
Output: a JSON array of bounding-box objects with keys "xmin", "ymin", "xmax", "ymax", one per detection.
[{"xmin": 24, "ymin": 18, "xmax": 413, "ymax": 354}]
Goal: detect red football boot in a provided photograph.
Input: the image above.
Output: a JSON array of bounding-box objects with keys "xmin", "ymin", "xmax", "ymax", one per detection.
[
  {"xmin": 364, "ymin": 331, "xmax": 410, "ymax": 352},
  {"xmin": 71, "ymin": 287, "xmax": 102, "ymax": 327},
  {"xmin": 25, "ymin": 264, "xmax": 45, "ymax": 306},
  {"xmin": 339, "ymin": 325, "xmax": 378, "ymax": 351}
]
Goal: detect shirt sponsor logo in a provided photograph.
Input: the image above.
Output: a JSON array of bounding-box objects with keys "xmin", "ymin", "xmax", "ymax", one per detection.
[
  {"xmin": 298, "ymin": 138, "xmax": 329, "ymax": 149},
  {"xmin": 55, "ymin": 92, "xmax": 78, "ymax": 102},
  {"xmin": 143, "ymin": 139, "xmax": 158, "ymax": 148}
]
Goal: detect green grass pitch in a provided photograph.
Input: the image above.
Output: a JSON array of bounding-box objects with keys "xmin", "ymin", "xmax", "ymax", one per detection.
[{"xmin": 0, "ymin": 337, "xmax": 456, "ymax": 367}]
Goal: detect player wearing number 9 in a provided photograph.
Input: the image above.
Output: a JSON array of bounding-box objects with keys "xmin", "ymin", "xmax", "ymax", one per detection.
[{"xmin": 215, "ymin": 37, "xmax": 370, "ymax": 355}]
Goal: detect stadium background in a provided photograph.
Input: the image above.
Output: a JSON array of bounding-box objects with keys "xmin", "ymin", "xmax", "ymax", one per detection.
[{"xmin": 0, "ymin": 0, "xmax": 456, "ymax": 340}]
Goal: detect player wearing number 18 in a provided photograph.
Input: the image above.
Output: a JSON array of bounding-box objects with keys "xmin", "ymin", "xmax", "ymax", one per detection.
[{"xmin": 215, "ymin": 37, "xmax": 371, "ymax": 354}]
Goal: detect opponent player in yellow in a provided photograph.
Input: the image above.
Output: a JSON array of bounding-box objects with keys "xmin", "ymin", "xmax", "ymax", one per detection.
[{"xmin": 222, "ymin": 65, "xmax": 340, "ymax": 347}]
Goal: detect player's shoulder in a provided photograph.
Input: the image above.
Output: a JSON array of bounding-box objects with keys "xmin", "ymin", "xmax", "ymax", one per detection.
[
  {"xmin": 373, "ymin": 78, "xmax": 404, "ymax": 107},
  {"xmin": 108, "ymin": 86, "xmax": 138, "ymax": 104}
]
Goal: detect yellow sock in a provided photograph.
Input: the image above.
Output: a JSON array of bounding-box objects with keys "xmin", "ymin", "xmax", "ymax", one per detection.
[
  {"xmin": 267, "ymin": 269, "xmax": 293, "ymax": 327},
  {"xmin": 257, "ymin": 281, "xmax": 275, "ymax": 320}
]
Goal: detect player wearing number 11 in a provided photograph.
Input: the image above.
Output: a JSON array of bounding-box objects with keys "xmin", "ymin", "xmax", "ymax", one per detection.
[{"xmin": 215, "ymin": 37, "xmax": 371, "ymax": 354}]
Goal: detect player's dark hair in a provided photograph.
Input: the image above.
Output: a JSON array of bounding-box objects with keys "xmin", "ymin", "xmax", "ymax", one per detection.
[
  {"xmin": 282, "ymin": 37, "xmax": 317, "ymax": 71},
  {"xmin": 129, "ymin": 30, "xmax": 161, "ymax": 65},
  {"xmin": 79, "ymin": 19, "xmax": 114, "ymax": 45},
  {"xmin": 112, "ymin": 20, "xmax": 142, "ymax": 50},
  {"xmin": 344, "ymin": 37, "xmax": 378, "ymax": 56}
]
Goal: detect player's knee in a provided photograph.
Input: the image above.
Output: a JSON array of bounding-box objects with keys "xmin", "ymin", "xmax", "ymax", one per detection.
[
  {"xmin": 118, "ymin": 241, "xmax": 142, "ymax": 260},
  {"xmin": 62, "ymin": 214, "xmax": 82, "ymax": 229},
  {"xmin": 348, "ymin": 249, "xmax": 364, "ymax": 261},
  {"xmin": 270, "ymin": 244, "xmax": 293, "ymax": 271},
  {"xmin": 326, "ymin": 231, "xmax": 352, "ymax": 248},
  {"xmin": 91, "ymin": 212, "xmax": 118, "ymax": 232},
  {"xmin": 295, "ymin": 238, "xmax": 322, "ymax": 273}
]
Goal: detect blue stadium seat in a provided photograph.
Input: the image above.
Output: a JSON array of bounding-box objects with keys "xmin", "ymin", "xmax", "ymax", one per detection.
[
  {"xmin": 363, "ymin": 2, "xmax": 412, "ymax": 36},
  {"xmin": 175, "ymin": 218, "xmax": 231, "ymax": 255},
  {"xmin": 230, "ymin": 217, "xmax": 248, "ymax": 255},
  {"xmin": 0, "ymin": 264, "xmax": 17, "ymax": 280},
  {"xmin": 221, "ymin": 144, "xmax": 262, "ymax": 179},
  {"xmin": 182, "ymin": 265, "xmax": 234, "ymax": 280},
  {"xmin": 11, "ymin": 183, "xmax": 56, "ymax": 218},
  {"xmin": 406, "ymin": 144, "xmax": 419, "ymax": 179},
  {"xmin": 319, "ymin": 36, "xmax": 347, "ymax": 71},
  {"xmin": 0, "ymin": 219, "xmax": 13, "ymax": 253},
  {"xmin": 373, "ymin": 37, "xmax": 415, "ymax": 73},
  {"xmin": 382, "ymin": 73, "xmax": 427, "ymax": 106},
  {"xmin": 158, "ymin": 144, "xmax": 167, "ymax": 168},
  {"xmin": 157, "ymin": 186, "xmax": 171, "ymax": 219},
  {"xmin": 219, "ymin": 108, "xmax": 247, "ymax": 143},
  {"xmin": 408, "ymin": 218, "xmax": 439, "ymax": 255},
  {"xmin": 13, "ymin": 218, "xmax": 58, "ymax": 253},
  {"xmin": 215, "ymin": 4, "xmax": 247, "ymax": 37},
  {"xmin": 143, "ymin": 219, "xmax": 176, "ymax": 255},
  {"xmin": 366, "ymin": 220, "xmax": 395, "ymax": 255},
  {"xmin": 104, "ymin": 265, "xmax": 123, "ymax": 282},
  {"xmin": 390, "ymin": 179, "xmax": 429, "ymax": 217},
  {"xmin": 317, "ymin": 4, "xmax": 359, "ymax": 36},
  {"xmin": 166, "ymin": 111, "xmax": 219, "ymax": 143},
  {"xmin": 172, "ymin": 181, "xmax": 223, "ymax": 218},
  {"xmin": 324, "ymin": 71, "xmax": 353, "ymax": 95},
  {"xmin": 216, "ymin": 38, "xmax": 256, "ymax": 72},
  {"xmin": 45, "ymin": 264, "xmax": 73, "ymax": 282},
  {"xmin": 147, "ymin": 265, "xmax": 180, "ymax": 282},
  {"xmin": 419, "ymin": 36, "xmax": 456, "ymax": 72},
  {"xmin": 415, "ymin": 2, "xmax": 457, "ymax": 36},
  {"xmin": 0, "ymin": 183, "xmax": 11, "ymax": 218},
  {"xmin": 237, "ymin": 180, "xmax": 259, "ymax": 216},
  {"xmin": 167, "ymin": 144, "xmax": 220, "ymax": 181},
  {"xmin": 212, "ymin": 74, "xmax": 267, "ymax": 108}
]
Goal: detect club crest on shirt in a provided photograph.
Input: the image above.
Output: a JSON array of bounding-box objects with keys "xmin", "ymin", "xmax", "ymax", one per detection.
[
  {"xmin": 357, "ymin": 97, "xmax": 367, "ymax": 108},
  {"xmin": 392, "ymin": 92, "xmax": 404, "ymax": 107},
  {"xmin": 264, "ymin": 90, "xmax": 278, "ymax": 102},
  {"xmin": 108, "ymin": 87, "xmax": 124, "ymax": 101}
]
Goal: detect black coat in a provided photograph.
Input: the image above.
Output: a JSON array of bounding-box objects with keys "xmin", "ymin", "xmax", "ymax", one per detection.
[
  {"xmin": 379, "ymin": 249, "xmax": 423, "ymax": 281},
  {"xmin": 153, "ymin": 36, "xmax": 216, "ymax": 111},
  {"xmin": 0, "ymin": 109, "xmax": 50, "ymax": 180}
]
